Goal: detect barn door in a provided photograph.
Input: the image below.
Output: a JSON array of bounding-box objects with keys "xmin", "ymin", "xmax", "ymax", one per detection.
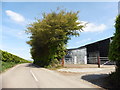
[
  {"xmin": 74, "ymin": 56, "xmax": 77, "ymax": 64},
  {"xmin": 88, "ymin": 51, "xmax": 99, "ymax": 64}
]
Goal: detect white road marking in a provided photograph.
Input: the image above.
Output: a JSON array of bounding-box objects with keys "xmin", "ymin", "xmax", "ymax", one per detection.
[
  {"xmin": 30, "ymin": 70, "xmax": 38, "ymax": 82},
  {"xmin": 10, "ymin": 64, "xmax": 20, "ymax": 71}
]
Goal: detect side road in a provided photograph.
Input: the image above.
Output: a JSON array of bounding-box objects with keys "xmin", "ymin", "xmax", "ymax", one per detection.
[{"xmin": 0, "ymin": 63, "xmax": 100, "ymax": 88}]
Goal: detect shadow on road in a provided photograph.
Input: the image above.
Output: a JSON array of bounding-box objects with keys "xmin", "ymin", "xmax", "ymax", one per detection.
[
  {"xmin": 81, "ymin": 74, "xmax": 111, "ymax": 89},
  {"xmin": 25, "ymin": 63, "xmax": 41, "ymax": 68}
]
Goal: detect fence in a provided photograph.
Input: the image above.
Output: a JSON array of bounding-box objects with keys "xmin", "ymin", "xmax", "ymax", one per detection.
[
  {"xmin": 64, "ymin": 56, "xmax": 115, "ymax": 68},
  {"xmin": 88, "ymin": 56, "xmax": 115, "ymax": 65}
]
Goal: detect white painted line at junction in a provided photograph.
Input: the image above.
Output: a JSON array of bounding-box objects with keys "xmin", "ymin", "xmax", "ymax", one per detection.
[{"xmin": 30, "ymin": 70, "xmax": 38, "ymax": 82}]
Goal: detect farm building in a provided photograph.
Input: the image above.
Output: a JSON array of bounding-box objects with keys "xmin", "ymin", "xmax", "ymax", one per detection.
[{"xmin": 64, "ymin": 37, "xmax": 113, "ymax": 65}]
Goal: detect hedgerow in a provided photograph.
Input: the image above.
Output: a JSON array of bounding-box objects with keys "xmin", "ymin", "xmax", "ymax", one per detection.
[
  {"xmin": 0, "ymin": 50, "xmax": 31, "ymax": 63},
  {"xmin": 0, "ymin": 50, "xmax": 32, "ymax": 72}
]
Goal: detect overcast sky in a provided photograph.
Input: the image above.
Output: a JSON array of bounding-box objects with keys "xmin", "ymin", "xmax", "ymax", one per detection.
[{"xmin": 1, "ymin": 2, "xmax": 118, "ymax": 60}]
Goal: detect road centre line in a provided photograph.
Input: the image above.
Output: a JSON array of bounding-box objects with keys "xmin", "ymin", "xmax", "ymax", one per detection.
[{"xmin": 30, "ymin": 70, "xmax": 38, "ymax": 82}]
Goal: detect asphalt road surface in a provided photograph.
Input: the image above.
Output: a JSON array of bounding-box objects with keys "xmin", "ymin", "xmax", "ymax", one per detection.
[{"xmin": 0, "ymin": 63, "xmax": 98, "ymax": 88}]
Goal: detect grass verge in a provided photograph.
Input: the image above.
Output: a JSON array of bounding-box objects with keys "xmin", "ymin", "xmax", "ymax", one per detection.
[
  {"xmin": 0, "ymin": 61, "xmax": 18, "ymax": 73},
  {"xmin": 0, "ymin": 61, "xmax": 32, "ymax": 73}
]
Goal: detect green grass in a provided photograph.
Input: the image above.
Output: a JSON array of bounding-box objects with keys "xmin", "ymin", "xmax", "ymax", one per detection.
[
  {"xmin": 45, "ymin": 64, "xmax": 63, "ymax": 70},
  {"xmin": 0, "ymin": 61, "xmax": 32, "ymax": 73}
]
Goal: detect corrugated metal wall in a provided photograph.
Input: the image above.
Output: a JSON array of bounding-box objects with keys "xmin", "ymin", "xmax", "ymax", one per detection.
[{"xmin": 65, "ymin": 47, "xmax": 87, "ymax": 64}]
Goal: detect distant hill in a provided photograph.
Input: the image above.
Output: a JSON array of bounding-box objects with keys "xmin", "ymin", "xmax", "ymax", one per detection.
[{"xmin": 0, "ymin": 50, "xmax": 32, "ymax": 72}]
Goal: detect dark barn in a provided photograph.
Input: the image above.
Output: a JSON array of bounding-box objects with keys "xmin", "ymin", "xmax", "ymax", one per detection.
[
  {"xmin": 64, "ymin": 37, "xmax": 114, "ymax": 65},
  {"xmin": 86, "ymin": 37, "xmax": 112, "ymax": 64}
]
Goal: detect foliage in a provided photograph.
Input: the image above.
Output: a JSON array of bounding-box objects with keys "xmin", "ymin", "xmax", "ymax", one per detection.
[
  {"xmin": 108, "ymin": 15, "xmax": 120, "ymax": 88},
  {"xmin": 109, "ymin": 15, "xmax": 120, "ymax": 62},
  {"xmin": 108, "ymin": 71, "xmax": 120, "ymax": 88},
  {"xmin": 0, "ymin": 61, "xmax": 16, "ymax": 72},
  {"xmin": 0, "ymin": 50, "xmax": 31, "ymax": 63},
  {"xmin": 26, "ymin": 9, "xmax": 84, "ymax": 67},
  {"xmin": 45, "ymin": 64, "xmax": 62, "ymax": 70},
  {"xmin": 108, "ymin": 14, "xmax": 120, "ymax": 71},
  {"xmin": 0, "ymin": 50, "xmax": 32, "ymax": 72}
]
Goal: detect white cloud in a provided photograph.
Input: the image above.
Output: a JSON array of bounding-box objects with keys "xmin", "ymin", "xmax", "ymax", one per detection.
[
  {"xmin": 84, "ymin": 23, "xmax": 106, "ymax": 32},
  {"xmin": 2, "ymin": 26, "xmax": 27, "ymax": 40},
  {"xmin": 77, "ymin": 20, "xmax": 107, "ymax": 32},
  {"xmin": 5, "ymin": 10, "xmax": 25, "ymax": 22}
]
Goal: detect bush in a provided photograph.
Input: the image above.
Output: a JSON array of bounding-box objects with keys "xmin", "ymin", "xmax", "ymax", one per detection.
[
  {"xmin": 50, "ymin": 59, "xmax": 59, "ymax": 67},
  {"xmin": 108, "ymin": 15, "xmax": 120, "ymax": 89},
  {"xmin": 0, "ymin": 50, "xmax": 31, "ymax": 63},
  {"xmin": 1, "ymin": 61, "xmax": 16, "ymax": 72},
  {"xmin": 108, "ymin": 71, "xmax": 120, "ymax": 88}
]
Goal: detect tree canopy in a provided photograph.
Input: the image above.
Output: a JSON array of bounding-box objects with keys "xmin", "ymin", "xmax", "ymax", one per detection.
[
  {"xmin": 26, "ymin": 9, "xmax": 84, "ymax": 67},
  {"xmin": 109, "ymin": 15, "xmax": 120, "ymax": 62},
  {"xmin": 108, "ymin": 14, "xmax": 120, "ymax": 88},
  {"xmin": 109, "ymin": 14, "xmax": 120, "ymax": 72}
]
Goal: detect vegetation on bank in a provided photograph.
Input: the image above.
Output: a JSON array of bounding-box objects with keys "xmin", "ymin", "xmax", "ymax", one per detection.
[
  {"xmin": 108, "ymin": 14, "xmax": 120, "ymax": 88},
  {"xmin": 26, "ymin": 8, "xmax": 84, "ymax": 67},
  {"xmin": 0, "ymin": 50, "xmax": 32, "ymax": 72}
]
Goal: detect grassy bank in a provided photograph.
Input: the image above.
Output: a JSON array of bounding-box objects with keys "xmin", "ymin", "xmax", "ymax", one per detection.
[
  {"xmin": 0, "ymin": 50, "xmax": 32, "ymax": 73},
  {"xmin": 0, "ymin": 61, "xmax": 16, "ymax": 72}
]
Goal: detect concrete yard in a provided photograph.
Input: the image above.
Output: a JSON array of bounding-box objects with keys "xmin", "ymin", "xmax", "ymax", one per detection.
[{"xmin": 56, "ymin": 64, "xmax": 115, "ymax": 89}]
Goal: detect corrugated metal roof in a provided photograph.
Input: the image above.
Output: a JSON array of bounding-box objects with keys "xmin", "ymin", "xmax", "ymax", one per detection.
[{"xmin": 67, "ymin": 37, "xmax": 113, "ymax": 50}]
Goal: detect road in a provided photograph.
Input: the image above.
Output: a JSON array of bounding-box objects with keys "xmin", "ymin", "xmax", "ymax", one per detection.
[{"xmin": 0, "ymin": 63, "xmax": 99, "ymax": 88}]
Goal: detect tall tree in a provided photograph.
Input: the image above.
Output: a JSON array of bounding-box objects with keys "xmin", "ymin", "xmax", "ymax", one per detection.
[
  {"xmin": 109, "ymin": 14, "xmax": 120, "ymax": 71},
  {"xmin": 26, "ymin": 9, "xmax": 84, "ymax": 67}
]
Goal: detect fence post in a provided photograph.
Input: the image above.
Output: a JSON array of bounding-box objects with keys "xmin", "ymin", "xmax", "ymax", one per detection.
[{"xmin": 98, "ymin": 56, "xmax": 100, "ymax": 68}]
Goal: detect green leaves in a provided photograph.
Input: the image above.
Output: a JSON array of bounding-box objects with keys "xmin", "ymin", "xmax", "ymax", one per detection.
[
  {"xmin": 0, "ymin": 50, "xmax": 31, "ymax": 63},
  {"xmin": 26, "ymin": 9, "xmax": 84, "ymax": 67},
  {"xmin": 0, "ymin": 50, "xmax": 32, "ymax": 72},
  {"xmin": 109, "ymin": 15, "xmax": 120, "ymax": 62},
  {"xmin": 108, "ymin": 15, "xmax": 120, "ymax": 88}
]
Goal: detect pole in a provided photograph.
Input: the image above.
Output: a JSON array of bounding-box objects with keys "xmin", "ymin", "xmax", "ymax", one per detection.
[{"xmin": 98, "ymin": 56, "xmax": 100, "ymax": 68}]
